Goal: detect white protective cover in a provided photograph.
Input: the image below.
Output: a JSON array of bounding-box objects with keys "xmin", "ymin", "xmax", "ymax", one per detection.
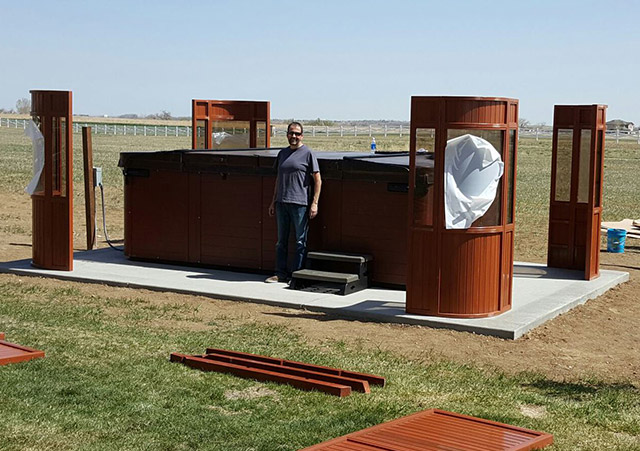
[
  {"xmin": 444, "ymin": 134, "xmax": 504, "ymax": 229},
  {"xmin": 212, "ymin": 131, "xmax": 250, "ymax": 149},
  {"xmin": 24, "ymin": 120, "xmax": 45, "ymax": 195}
]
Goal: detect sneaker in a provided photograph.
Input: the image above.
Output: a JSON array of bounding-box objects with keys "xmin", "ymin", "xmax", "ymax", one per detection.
[{"xmin": 265, "ymin": 275, "xmax": 287, "ymax": 283}]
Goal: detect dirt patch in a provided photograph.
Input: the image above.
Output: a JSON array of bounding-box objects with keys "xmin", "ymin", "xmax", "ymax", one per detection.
[
  {"xmin": 2, "ymin": 192, "xmax": 639, "ymax": 384},
  {"xmin": 519, "ymin": 405, "xmax": 547, "ymax": 419},
  {"xmin": 224, "ymin": 386, "xmax": 278, "ymax": 401}
]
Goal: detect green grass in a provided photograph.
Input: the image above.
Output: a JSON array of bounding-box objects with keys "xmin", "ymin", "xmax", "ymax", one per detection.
[
  {"xmin": 2, "ymin": 127, "xmax": 640, "ymax": 449},
  {"xmin": 0, "ymin": 279, "xmax": 639, "ymax": 450}
]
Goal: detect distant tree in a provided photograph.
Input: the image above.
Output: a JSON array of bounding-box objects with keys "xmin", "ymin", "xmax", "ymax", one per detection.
[
  {"xmin": 15, "ymin": 98, "xmax": 31, "ymax": 114},
  {"xmin": 159, "ymin": 110, "xmax": 172, "ymax": 120},
  {"xmin": 518, "ymin": 118, "xmax": 530, "ymax": 128},
  {"xmin": 306, "ymin": 118, "xmax": 335, "ymax": 126}
]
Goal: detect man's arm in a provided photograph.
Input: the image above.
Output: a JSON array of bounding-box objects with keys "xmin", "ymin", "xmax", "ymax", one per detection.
[
  {"xmin": 268, "ymin": 174, "xmax": 278, "ymax": 217},
  {"xmin": 309, "ymin": 172, "xmax": 321, "ymax": 219}
]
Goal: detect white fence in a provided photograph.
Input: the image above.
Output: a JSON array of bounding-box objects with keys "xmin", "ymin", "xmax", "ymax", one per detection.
[{"xmin": 2, "ymin": 117, "xmax": 639, "ymax": 144}]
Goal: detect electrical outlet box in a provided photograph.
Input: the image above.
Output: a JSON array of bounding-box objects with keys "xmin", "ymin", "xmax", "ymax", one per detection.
[{"xmin": 93, "ymin": 167, "xmax": 102, "ymax": 187}]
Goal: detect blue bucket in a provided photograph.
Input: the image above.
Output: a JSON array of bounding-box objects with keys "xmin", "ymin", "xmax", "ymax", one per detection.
[{"xmin": 607, "ymin": 228, "xmax": 627, "ymax": 253}]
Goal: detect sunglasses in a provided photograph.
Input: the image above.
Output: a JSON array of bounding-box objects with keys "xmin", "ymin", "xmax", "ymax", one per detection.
[{"xmin": 287, "ymin": 131, "xmax": 302, "ymax": 137}]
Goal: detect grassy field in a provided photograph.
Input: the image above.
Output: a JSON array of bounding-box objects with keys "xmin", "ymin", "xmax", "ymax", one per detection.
[{"xmin": 1, "ymin": 127, "xmax": 640, "ymax": 450}]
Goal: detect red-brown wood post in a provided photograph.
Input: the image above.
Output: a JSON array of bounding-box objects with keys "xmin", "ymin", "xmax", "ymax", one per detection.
[
  {"xmin": 82, "ymin": 127, "xmax": 96, "ymax": 250},
  {"xmin": 30, "ymin": 90, "xmax": 73, "ymax": 270},
  {"xmin": 406, "ymin": 96, "xmax": 518, "ymax": 318},
  {"xmin": 547, "ymin": 105, "xmax": 607, "ymax": 280}
]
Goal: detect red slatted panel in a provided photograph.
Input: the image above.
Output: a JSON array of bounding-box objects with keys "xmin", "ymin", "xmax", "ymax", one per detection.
[
  {"xmin": 0, "ymin": 340, "xmax": 45, "ymax": 366},
  {"xmin": 439, "ymin": 233, "xmax": 502, "ymax": 317},
  {"xmin": 302, "ymin": 409, "xmax": 553, "ymax": 451}
]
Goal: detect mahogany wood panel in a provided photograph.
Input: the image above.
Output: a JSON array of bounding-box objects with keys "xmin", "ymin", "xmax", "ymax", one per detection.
[
  {"xmin": 439, "ymin": 233, "xmax": 502, "ymax": 317},
  {"xmin": 406, "ymin": 230, "xmax": 438, "ymax": 315},
  {"xmin": 30, "ymin": 90, "xmax": 73, "ymax": 271},
  {"xmin": 200, "ymin": 174, "xmax": 262, "ymax": 268},
  {"xmin": 125, "ymin": 170, "xmax": 190, "ymax": 261},
  {"xmin": 0, "ymin": 340, "xmax": 45, "ymax": 366},
  {"xmin": 341, "ymin": 180, "xmax": 408, "ymax": 285},
  {"xmin": 407, "ymin": 97, "xmax": 518, "ymax": 317},
  {"xmin": 302, "ymin": 409, "xmax": 553, "ymax": 450},
  {"xmin": 547, "ymin": 105, "xmax": 607, "ymax": 280},
  {"xmin": 191, "ymin": 99, "xmax": 270, "ymax": 149}
]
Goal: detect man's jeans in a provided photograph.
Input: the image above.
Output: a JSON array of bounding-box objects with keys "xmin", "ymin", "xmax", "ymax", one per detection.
[{"xmin": 275, "ymin": 202, "xmax": 309, "ymax": 279}]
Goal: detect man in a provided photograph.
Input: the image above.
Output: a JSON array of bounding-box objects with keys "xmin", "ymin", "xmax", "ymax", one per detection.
[{"xmin": 266, "ymin": 122, "xmax": 321, "ymax": 283}]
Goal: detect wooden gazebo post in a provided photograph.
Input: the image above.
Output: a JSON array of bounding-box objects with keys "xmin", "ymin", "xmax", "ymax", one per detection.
[
  {"xmin": 406, "ymin": 96, "xmax": 519, "ymax": 317},
  {"xmin": 30, "ymin": 90, "xmax": 73, "ymax": 270},
  {"xmin": 547, "ymin": 104, "xmax": 607, "ymax": 280}
]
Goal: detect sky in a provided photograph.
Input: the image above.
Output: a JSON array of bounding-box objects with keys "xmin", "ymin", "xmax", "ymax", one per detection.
[{"xmin": 1, "ymin": 0, "xmax": 638, "ymax": 124}]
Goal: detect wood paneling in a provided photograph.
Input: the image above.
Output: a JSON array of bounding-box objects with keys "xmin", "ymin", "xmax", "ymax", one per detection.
[
  {"xmin": 302, "ymin": 409, "xmax": 553, "ymax": 450},
  {"xmin": 30, "ymin": 90, "xmax": 73, "ymax": 271},
  {"xmin": 547, "ymin": 105, "xmax": 607, "ymax": 279},
  {"xmin": 439, "ymin": 233, "xmax": 501, "ymax": 316},
  {"xmin": 127, "ymin": 170, "xmax": 189, "ymax": 262},
  {"xmin": 191, "ymin": 99, "xmax": 270, "ymax": 149},
  {"xmin": 200, "ymin": 174, "xmax": 262, "ymax": 268},
  {"xmin": 407, "ymin": 97, "xmax": 518, "ymax": 317}
]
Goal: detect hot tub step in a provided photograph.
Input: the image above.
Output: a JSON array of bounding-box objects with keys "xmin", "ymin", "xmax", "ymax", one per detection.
[
  {"xmin": 290, "ymin": 269, "xmax": 368, "ymax": 295},
  {"xmin": 292, "ymin": 269, "xmax": 359, "ymax": 284}
]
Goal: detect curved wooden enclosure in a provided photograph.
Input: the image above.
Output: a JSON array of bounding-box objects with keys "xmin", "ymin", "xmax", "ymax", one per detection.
[
  {"xmin": 406, "ymin": 96, "xmax": 518, "ymax": 317},
  {"xmin": 30, "ymin": 90, "xmax": 73, "ymax": 271},
  {"xmin": 547, "ymin": 105, "xmax": 606, "ymax": 280},
  {"xmin": 191, "ymin": 99, "xmax": 270, "ymax": 150}
]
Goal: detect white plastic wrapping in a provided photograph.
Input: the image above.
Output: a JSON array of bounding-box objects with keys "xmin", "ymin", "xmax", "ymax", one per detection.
[
  {"xmin": 24, "ymin": 120, "xmax": 45, "ymax": 195},
  {"xmin": 211, "ymin": 131, "xmax": 250, "ymax": 149},
  {"xmin": 444, "ymin": 134, "xmax": 504, "ymax": 229}
]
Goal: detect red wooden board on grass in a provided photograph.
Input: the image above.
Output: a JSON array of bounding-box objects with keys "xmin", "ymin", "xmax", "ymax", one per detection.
[
  {"xmin": 0, "ymin": 338, "xmax": 45, "ymax": 366},
  {"xmin": 302, "ymin": 409, "xmax": 553, "ymax": 451},
  {"xmin": 171, "ymin": 348, "xmax": 385, "ymax": 397}
]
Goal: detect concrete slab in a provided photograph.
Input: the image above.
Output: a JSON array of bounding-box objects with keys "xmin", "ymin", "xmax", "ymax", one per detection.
[{"xmin": 0, "ymin": 248, "xmax": 629, "ymax": 339}]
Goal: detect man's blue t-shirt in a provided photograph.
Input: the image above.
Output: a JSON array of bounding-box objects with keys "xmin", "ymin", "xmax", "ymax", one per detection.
[{"xmin": 275, "ymin": 145, "xmax": 320, "ymax": 206}]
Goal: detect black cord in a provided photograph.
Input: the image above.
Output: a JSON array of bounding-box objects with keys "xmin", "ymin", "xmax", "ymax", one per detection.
[{"xmin": 99, "ymin": 183, "xmax": 123, "ymax": 252}]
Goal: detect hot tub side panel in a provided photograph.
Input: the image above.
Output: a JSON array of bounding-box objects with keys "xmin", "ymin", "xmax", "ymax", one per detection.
[{"xmin": 124, "ymin": 168, "xmax": 190, "ymax": 262}]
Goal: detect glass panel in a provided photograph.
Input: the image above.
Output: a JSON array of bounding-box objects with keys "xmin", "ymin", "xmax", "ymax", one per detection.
[
  {"xmin": 196, "ymin": 120, "xmax": 206, "ymax": 149},
  {"xmin": 60, "ymin": 118, "xmax": 67, "ymax": 197},
  {"xmin": 257, "ymin": 121, "xmax": 267, "ymax": 147},
  {"xmin": 52, "ymin": 117, "xmax": 60, "ymax": 194},
  {"xmin": 447, "ymin": 129, "xmax": 504, "ymax": 227},
  {"xmin": 413, "ymin": 128, "xmax": 435, "ymax": 226},
  {"xmin": 555, "ymin": 129, "xmax": 573, "ymax": 202},
  {"xmin": 212, "ymin": 120, "xmax": 250, "ymax": 149},
  {"xmin": 507, "ymin": 130, "xmax": 516, "ymax": 224},
  {"xmin": 577, "ymin": 129, "xmax": 592, "ymax": 203},
  {"xmin": 595, "ymin": 130, "xmax": 603, "ymax": 207},
  {"xmin": 32, "ymin": 115, "xmax": 45, "ymax": 194}
]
